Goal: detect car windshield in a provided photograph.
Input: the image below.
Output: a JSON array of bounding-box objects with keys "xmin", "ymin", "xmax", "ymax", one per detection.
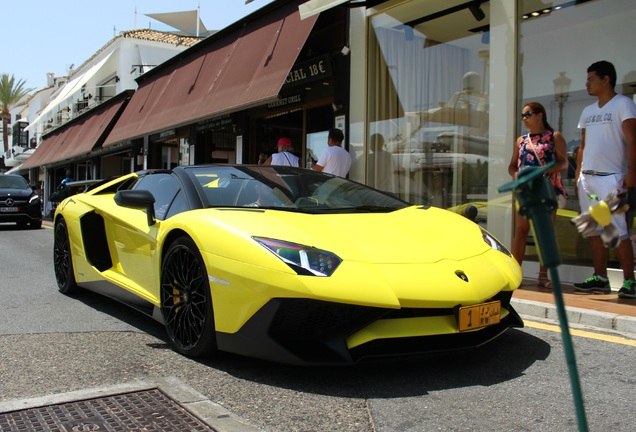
[
  {"xmin": 183, "ymin": 165, "xmax": 410, "ymax": 214},
  {"xmin": 0, "ymin": 175, "xmax": 29, "ymax": 190}
]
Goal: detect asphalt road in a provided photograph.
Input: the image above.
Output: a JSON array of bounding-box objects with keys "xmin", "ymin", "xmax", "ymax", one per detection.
[{"xmin": 1, "ymin": 223, "xmax": 635, "ymax": 431}]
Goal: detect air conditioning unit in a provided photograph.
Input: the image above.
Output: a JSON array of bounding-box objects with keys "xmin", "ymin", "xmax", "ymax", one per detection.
[
  {"xmin": 75, "ymin": 100, "xmax": 89, "ymax": 112},
  {"xmin": 56, "ymin": 112, "xmax": 70, "ymax": 124}
]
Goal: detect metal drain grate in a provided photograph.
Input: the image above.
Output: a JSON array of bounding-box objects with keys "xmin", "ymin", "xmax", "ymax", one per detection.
[{"xmin": 0, "ymin": 388, "xmax": 218, "ymax": 432}]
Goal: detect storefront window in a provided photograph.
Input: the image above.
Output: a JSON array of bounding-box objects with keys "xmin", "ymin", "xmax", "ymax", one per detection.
[
  {"xmin": 519, "ymin": 0, "xmax": 636, "ymax": 267},
  {"xmin": 367, "ymin": 0, "xmax": 492, "ymax": 209}
]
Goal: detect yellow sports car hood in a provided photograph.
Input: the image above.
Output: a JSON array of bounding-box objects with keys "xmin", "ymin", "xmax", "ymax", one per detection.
[{"xmin": 200, "ymin": 205, "xmax": 494, "ymax": 264}]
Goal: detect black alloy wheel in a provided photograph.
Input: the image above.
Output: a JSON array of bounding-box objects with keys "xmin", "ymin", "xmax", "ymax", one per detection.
[
  {"xmin": 54, "ymin": 218, "xmax": 79, "ymax": 294},
  {"xmin": 161, "ymin": 237, "xmax": 217, "ymax": 358}
]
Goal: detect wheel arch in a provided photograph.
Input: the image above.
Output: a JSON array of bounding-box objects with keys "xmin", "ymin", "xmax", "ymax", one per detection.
[{"xmin": 161, "ymin": 228, "xmax": 191, "ymax": 269}]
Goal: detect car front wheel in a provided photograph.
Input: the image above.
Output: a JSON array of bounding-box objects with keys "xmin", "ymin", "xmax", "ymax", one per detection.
[
  {"xmin": 161, "ymin": 237, "xmax": 217, "ymax": 358},
  {"xmin": 54, "ymin": 218, "xmax": 78, "ymax": 294}
]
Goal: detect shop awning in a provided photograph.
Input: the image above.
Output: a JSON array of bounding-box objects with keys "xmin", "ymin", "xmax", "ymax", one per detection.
[
  {"xmin": 103, "ymin": 1, "xmax": 318, "ymax": 147},
  {"xmin": 21, "ymin": 133, "xmax": 63, "ymax": 170},
  {"xmin": 22, "ymin": 92, "xmax": 131, "ymax": 169}
]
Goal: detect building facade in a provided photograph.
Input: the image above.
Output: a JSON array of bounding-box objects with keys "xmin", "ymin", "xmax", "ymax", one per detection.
[
  {"xmin": 20, "ymin": 29, "xmax": 202, "ymax": 212},
  {"xmin": 2, "ymin": 74, "xmax": 68, "ymax": 173},
  {"xmin": 99, "ymin": 0, "xmax": 346, "ymax": 174}
]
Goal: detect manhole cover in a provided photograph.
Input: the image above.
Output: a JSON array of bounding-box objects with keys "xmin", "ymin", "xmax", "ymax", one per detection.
[{"xmin": 0, "ymin": 388, "xmax": 218, "ymax": 431}]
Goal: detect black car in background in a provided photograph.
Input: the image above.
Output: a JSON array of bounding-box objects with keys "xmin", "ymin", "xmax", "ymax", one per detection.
[{"xmin": 0, "ymin": 174, "xmax": 42, "ymax": 229}]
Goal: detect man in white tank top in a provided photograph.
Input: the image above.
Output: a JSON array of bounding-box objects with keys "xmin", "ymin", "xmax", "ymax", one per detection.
[{"xmin": 260, "ymin": 137, "xmax": 300, "ymax": 167}]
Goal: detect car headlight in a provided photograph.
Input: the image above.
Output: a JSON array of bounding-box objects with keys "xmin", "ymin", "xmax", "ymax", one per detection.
[
  {"xmin": 480, "ymin": 228, "xmax": 512, "ymax": 257},
  {"xmin": 29, "ymin": 195, "xmax": 40, "ymax": 204},
  {"xmin": 253, "ymin": 237, "xmax": 342, "ymax": 276}
]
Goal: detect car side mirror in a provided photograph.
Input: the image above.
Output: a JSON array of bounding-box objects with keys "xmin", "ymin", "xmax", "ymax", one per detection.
[
  {"xmin": 114, "ymin": 190, "xmax": 156, "ymax": 226},
  {"xmin": 464, "ymin": 205, "xmax": 478, "ymax": 222}
]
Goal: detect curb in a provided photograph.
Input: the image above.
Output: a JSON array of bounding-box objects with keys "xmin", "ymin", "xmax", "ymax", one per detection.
[{"xmin": 511, "ymin": 298, "xmax": 636, "ymax": 336}]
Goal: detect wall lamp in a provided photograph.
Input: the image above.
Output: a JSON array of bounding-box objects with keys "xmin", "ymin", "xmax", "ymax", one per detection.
[
  {"xmin": 405, "ymin": 0, "xmax": 489, "ymax": 28},
  {"xmin": 469, "ymin": 1, "xmax": 486, "ymax": 22}
]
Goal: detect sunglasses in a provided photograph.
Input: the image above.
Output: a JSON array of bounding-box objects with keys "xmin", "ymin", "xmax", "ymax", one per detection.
[{"xmin": 521, "ymin": 111, "xmax": 534, "ymax": 119}]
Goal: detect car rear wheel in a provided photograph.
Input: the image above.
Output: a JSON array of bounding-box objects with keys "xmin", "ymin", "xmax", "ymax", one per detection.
[
  {"xmin": 161, "ymin": 237, "xmax": 217, "ymax": 358},
  {"xmin": 54, "ymin": 218, "xmax": 79, "ymax": 294}
]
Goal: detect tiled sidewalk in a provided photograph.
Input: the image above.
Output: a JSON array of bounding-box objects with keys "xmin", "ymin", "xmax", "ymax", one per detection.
[
  {"xmin": 515, "ymin": 278, "xmax": 636, "ymax": 317},
  {"xmin": 512, "ymin": 278, "xmax": 636, "ymax": 335}
]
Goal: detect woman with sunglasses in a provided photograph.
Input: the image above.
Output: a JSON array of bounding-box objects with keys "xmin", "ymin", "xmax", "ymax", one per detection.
[{"xmin": 507, "ymin": 101, "xmax": 569, "ymax": 288}]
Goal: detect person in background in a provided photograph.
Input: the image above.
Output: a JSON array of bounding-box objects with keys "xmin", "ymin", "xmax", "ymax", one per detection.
[
  {"xmin": 48, "ymin": 169, "xmax": 75, "ymax": 218},
  {"xmin": 573, "ymin": 60, "xmax": 636, "ymax": 298},
  {"xmin": 60, "ymin": 170, "xmax": 74, "ymax": 189},
  {"xmin": 568, "ymin": 146, "xmax": 579, "ymax": 179},
  {"xmin": 508, "ymin": 101, "xmax": 568, "ymax": 289},
  {"xmin": 311, "ymin": 128, "xmax": 351, "ymax": 177},
  {"xmin": 259, "ymin": 137, "xmax": 299, "ymax": 167},
  {"xmin": 367, "ymin": 133, "xmax": 394, "ymax": 193},
  {"xmin": 51, "ymin": 169, "xmax": 74, "ymax": 200}
]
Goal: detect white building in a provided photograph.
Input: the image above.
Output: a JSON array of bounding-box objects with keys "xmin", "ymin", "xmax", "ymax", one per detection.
[
  {"xmin": 16, "ymin": 27, "xmax": 202, "ymax": 213},
  {"xmin": 3, "ymin": 74, "xmax": 68, "ymax": 172},
  {"xmin": 23, "ymin": 29, "xmax": 202, "ymax": 152}
]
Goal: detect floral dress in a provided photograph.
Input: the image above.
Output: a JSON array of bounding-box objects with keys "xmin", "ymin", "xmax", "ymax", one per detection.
[{"xmin": 516, "ymin": 130, "xmax": 567, "ymax": 199}]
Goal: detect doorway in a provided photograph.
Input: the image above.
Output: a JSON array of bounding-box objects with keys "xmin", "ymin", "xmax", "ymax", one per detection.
[{"xmin": 253, "ymin": 102, "xmax": 334, "ymax": 167}]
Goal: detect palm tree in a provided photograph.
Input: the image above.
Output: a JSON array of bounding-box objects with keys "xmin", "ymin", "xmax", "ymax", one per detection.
[{"xmin": 0, "ymin": 74, "xmax": 34, "ymax": 155}]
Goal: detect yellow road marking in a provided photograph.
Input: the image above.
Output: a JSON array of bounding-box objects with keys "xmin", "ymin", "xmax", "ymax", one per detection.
[{"xmin": 525, "ymin": 320, "xmax": 636, "ymax": 346}]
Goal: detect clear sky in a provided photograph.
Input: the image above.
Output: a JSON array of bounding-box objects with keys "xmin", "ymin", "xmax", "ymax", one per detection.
[{"xmin": 3, "ymin": 0, "xmax": 275, "ymax": 91}]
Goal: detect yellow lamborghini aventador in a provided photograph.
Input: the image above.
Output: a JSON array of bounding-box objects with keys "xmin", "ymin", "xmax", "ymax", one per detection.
[{"xmin": 53, "ymin": 164, "xmax": 523, "ymax": 365}]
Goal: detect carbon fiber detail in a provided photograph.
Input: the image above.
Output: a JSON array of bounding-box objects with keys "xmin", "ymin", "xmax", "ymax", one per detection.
[{"xmin": 269, "ymin": 299, "xmax": 383, "ymax": 340}]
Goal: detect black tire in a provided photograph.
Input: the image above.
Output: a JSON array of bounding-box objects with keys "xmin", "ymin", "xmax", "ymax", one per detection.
[
  {"xmin": 161, "ymin": 237, "xmax": 217, "ymax": 358},
  {"xmin": 30, "ymin": 219, "xmax": 42, "ymax": 229},
  {"xmin": 54, "ymin": 218, "xmax": 79, "ymax": 294}
]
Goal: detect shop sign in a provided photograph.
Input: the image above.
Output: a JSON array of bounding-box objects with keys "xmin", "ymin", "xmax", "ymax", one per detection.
[
  {"xmin": 196, "ymin": 114, "xmax": 234, "ymax": 132},
  {"xmin": 267, "ymin": 94, "xmax": 303, "ymax": 110},
  {"xmin": 282, "ymin": 55, "xmax": 332, "ymax": 89},
  {"xmin": 159, "ymin": 129, "xmax": 176, "ymax": 139},
  {"xmin": 265, "ymin": 107, "xmax": 303, "ymax": 119}
]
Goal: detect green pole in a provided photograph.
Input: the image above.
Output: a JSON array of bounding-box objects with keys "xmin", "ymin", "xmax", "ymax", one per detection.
[{"xmin": 499, "ymin": 163, "xmax": 588, "ymax": 432}]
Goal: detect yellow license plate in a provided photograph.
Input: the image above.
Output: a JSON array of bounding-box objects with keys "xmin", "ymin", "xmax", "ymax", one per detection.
[{"xmin": 458, "ymin": 301, "xmax": 501, "ymax": 331}]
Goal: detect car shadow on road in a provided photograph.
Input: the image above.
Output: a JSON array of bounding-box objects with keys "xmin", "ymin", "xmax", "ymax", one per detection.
[
  {"xmin": 198, "ymin": 329, "xmax": 550, "ymax": 399},
  {"xmin": 65, "ymin": 289, "xmax": 167, "ymax": 340},
  {"xmin": 67, "ymin": 288, "xmax": 551, "ymax": 399}
]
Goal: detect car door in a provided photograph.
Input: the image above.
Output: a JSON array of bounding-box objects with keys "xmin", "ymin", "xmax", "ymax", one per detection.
[{"xmin": 105, "ymin": 173, "xmax": 183, "ymax": 304}]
